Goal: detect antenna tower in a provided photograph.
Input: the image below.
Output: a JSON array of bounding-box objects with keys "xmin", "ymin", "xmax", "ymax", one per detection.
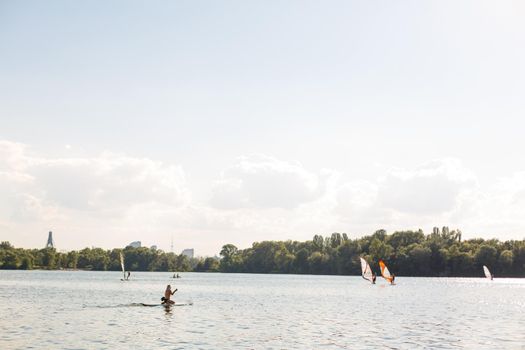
[{"xmin": 46, "ymin": 231, "xmax": 55, "ymax": 249}]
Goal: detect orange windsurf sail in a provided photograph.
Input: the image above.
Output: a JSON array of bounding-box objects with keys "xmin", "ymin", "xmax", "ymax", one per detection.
[{"xmin": 379, "ymin": 259, "xmax": 394, "ymax": 283}]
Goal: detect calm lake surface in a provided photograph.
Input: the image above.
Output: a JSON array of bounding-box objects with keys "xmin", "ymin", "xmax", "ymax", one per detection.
[{"xmin": 0, "ymin": 271, "xmax": 524, "ymax": 349}]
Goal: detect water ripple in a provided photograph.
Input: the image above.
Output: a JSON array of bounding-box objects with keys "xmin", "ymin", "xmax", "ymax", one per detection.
[{"xmin": 1, "ymin": 272, "xmax": 524, "ymax": 349}]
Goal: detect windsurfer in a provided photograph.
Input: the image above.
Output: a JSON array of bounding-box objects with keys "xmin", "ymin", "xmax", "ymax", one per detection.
[
  {"xmin": 390, "ymin": 274, "xmax": 395, "ymax": 285},
  {"xmin": 372, "ymin": 273, "xmax": 376, "ymax": 284},
  {"xmin": 127, "ymin": 271, "xmax": 131, "ymax": 280}
]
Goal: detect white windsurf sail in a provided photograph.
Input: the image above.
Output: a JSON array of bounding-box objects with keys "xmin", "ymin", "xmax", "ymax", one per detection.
[
  {"xmin": 379, "ymin": 260, "xmax": 394, "ymax": 283},
  {"xmin": 360, "ymin": 257, "xmax": 373, "ymax": 282},
  {"xmin": 483, "ymin": 265, "xmax": 493, "ymax": 280},
  {"xmin": 120, "ymin": 252, "xmax": 126, "ymax": 280}
]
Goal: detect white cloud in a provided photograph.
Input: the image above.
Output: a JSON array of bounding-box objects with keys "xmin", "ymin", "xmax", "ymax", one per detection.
[
  {"xmin": 0, "ymin": 140, "xmax": 195, "ymax": 251},
  {"xmin": 0, "ymin": 140, "xmax": 28, "ymax": 172},
  {"xmin": 31, "ymin": 153, "xmax": 189, "ymax": 213},
  {"xmin": 206, "ymin": 156, "xmax": 523, "ymax": 244},
  {"xmin": 330, "ymin": 159, "xmax": 524, "ymax": 240},
  {"xmin": 329, "ymin": 159, "xmax": 483, "ymax": 236},
  {"xmin": 463, "ymin": 171, "xmax": 525, "ymax": 235},
  {"xmin": 0, "ymin": 141, "xmax": 190, "ymax": 223},
  {"xmin": 210, "ymin": 154, "xmax": 325, "ymax": 209},
  {"xmin": 376, "ymin": 158, "xmax": 477, "ymax": 215},
  {"xmin": 1, "ymin": 140, "xmax": 524, "ymax": 253},
  {"xmin": 335, "ymin": 180, "xmax": 378, "ymax": 214},
  {"xmin": 203, "ymin": 156, "xmax": 346, "ymax": 245}
]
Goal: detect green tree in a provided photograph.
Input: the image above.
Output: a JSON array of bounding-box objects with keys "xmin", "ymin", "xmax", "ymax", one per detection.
[
  {"xmin": 475, "ymin": 244, "xmax": 497, "ymax": 270},
  {"xmin": 1, "ymin": 241, "xmax": 14, "ymax": 249},
  {"xmin": 20, "ymin": 254, "xmax": 34, "ymax": 270},
  {"xmin": 245, "ymin": 241, "xmax": 288, "ymax": 273},
  {"xmin": 2, "ymin": 250, "xmax": 20, "ymax": 269},
  {"xmin": 308, "ymin": 251, "xmax": 330, "ymax": 274},
  {"xmin": 294, "ymin": 248, "xmax": 310, "ymax": 274},
  {"xmin": 195, "ymin": 257, "xmax": 220, "ymax": 272},
  {"xmin": 512, "ymin": 244, "xmax": 525, "ymax": 273},
  {"xmin": 408, "ymin": 244, "xmax": 432, "ymax": 276},
  {"xmin": 175, "ymin": 254, "xmax": 191, "ymax": 271},
  {"xmin": 329, "ymin": 233, "xmax": 343, "ymax": 248},
  {"xmin": 369, "ymin": 238, "xmax": 393, "ymax": 263},
  {"xmin": 220, "ymin": 244, "xmax": 241, "ymax": 272},
  {"xmin": 498, "ymin": 250, "xmax": 513, "ymax": 273},
  {"xmin": 388, "ymin": 230, "xmax": 424, "ymax": 250},
  {"xmin": 66, "ymin": 251, "xmax": 79, "ymax": 269},
  {"xmin": 312, "ymin": 235, "xmax": 324, "ymax": 252},
  {"xmin": 337, "ymin": 240, "xmax": 360, "ymax": 275},
  {"xmin": 41, "ymin": 248, "xmax": 56, "ymax": 269}
]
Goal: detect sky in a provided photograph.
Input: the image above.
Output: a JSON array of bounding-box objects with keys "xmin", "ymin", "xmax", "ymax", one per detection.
[{"xmin": 1, "ymin": 0, "xmax": 525, "ymax": 256}]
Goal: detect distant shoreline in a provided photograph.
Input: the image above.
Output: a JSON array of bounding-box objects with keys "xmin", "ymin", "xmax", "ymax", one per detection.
[{"xmin": 2, "ymin": 228, "xmax": 525, "ymax": 277}]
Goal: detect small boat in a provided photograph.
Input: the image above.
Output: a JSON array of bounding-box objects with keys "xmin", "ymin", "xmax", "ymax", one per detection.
[
  {"xmin": 360, "ymin": 257, "xmax": 375, "ymax": 284},
  {"xmin": 483, "ymin": 265, "xmax": 493, "ymax": 280},
  {"xmin": 379, "ymin": 259, "xmax": 395, "ymax": 284}
]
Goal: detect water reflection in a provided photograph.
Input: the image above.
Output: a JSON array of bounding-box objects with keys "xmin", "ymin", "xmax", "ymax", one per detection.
[{"xmin": 163, "ymin": 304, "xmax": 173, "ymax": 317}]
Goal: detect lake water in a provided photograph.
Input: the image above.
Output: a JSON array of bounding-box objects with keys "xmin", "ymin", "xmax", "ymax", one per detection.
[{"xmin": 0, "ymin": 271, "xmax": 524, "ymax": 349}]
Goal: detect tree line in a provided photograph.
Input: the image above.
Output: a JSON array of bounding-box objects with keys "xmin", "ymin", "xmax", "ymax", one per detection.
[
  {"xmin": 0, "ymin": 242, "xmax": 197, "ymax": 272},
  {"xmin": 218, "ymin": 227, "xmax": 525, "ymax": 277},
  {"xmin": 1, "ymin": 227, "xmax": 525, "ymax": 277}
]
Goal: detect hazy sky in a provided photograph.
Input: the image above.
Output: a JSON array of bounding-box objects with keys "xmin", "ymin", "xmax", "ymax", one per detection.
[{"xmin": 1, "ymin": 1, "xmax": 525, "ymax": 255}]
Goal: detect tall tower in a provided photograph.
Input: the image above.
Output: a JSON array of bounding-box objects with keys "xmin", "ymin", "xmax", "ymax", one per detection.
[{"xmin": 46, "ymin": 231, "xmax": 54, "ymax": 249}]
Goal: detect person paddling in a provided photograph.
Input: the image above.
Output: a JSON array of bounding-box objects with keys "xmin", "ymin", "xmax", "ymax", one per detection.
[{"xmin": 162, "ymin": 284, "xmax": 177, "ymax": 305}]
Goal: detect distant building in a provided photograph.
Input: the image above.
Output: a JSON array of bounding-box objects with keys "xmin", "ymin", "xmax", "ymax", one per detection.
[
  {"xmin": 181, "ymin": 248, "xmax": 194, "ymax": 259},
  {"xmin": 150, "ymin": 245, "xmax": 157, "ymax": 250},
  {"xmin": 46, "ymin": 231, "xmax": 54, "ymax": 249},
  {"xmin": 127, "ymin": 241, "xmax": 141, "ymax": 248}
]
